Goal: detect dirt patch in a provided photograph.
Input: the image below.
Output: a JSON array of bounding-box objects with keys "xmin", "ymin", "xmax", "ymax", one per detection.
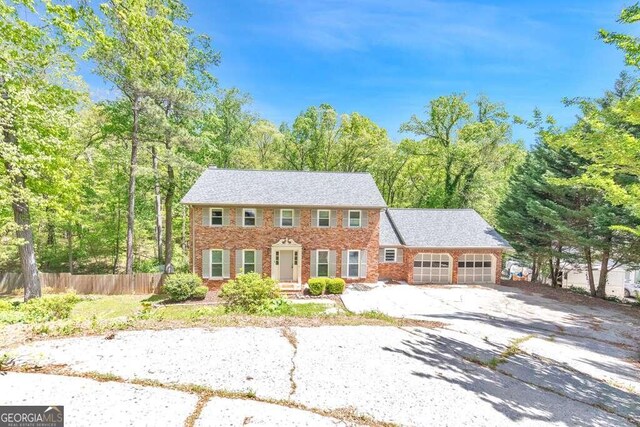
[{"xmin": 501, "ymin": 280, "xmax": 640, "ymax": 320}]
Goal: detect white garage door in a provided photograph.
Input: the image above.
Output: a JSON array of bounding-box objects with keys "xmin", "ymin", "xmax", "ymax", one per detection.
[
  {"xmin": 413, "ymin": 253, "xmax": 452, "ymax": 284},
  {"xmin": 458, "ymin": 254, "xmax": 494, "ymax": 284}
]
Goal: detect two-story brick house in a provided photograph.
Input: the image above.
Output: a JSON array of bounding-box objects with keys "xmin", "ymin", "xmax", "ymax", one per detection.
[{"xmin": 181, "ymin": 168, "xmax": 511, "ymax": 290}]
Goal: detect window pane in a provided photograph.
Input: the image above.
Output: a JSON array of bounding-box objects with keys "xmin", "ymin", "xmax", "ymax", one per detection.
[
  {"xmin": 349, "ymin": 211, "xmax": 361, "ymax": 227},
  {"xmin": 318, "ymin": 211, "xmax": 330, "ymax": 227},
  {"xmin": 475, "ymin": 261, "xmax": 483, "ymax": 268},
  {"xmin": 441, "ymin": 261, "xmax": 449, "ymax": 267},
  {"xmin": 348, "ymin": 264, "xmax": 359, "ymax": 277},
  {"xmin": 483, "ymin": 261, "xmax": 492, "ymax": 267},
  {"xmin": 281, "ymin": 217, "xmax": 293, "ymax": 226},
  {"xmin": 244, "ymin": 210, "xmax": 256, "ymax": 226},
  {"xmin": 211, "ymin": 210, "xmax": 223, "ymax": 225},
  {"xmin": 244, "ymin": 263, "xmax": 255, "ymax": 273},
  {"xmin": 424, "ymin": 261, "xmax": 431, "ymax": 268},
  {"xmin": 211, "ymin": 250, "xmax": 222, "ymax": 263},
  {"xmin": 319, "ymin": 210, "xmax": 329, "ymax": 219},
  {"xmin": 282, "ymin": 210, "xmax": 293, "ymax": 219},
  {"xmin": 458, "ymin": 261, "xmax": 464, "ymax": 267},
  {"xmin": 244, "ymin": 250, "xmax": 255, "ymax": 263},
  {"xmin": 317, "ymin": 264, "xmax": 329, "ymax": 277},
  {"xmin": 317, "ymin": 251, "xmax": 328, "ymax": 263},
  {"xmin": 414, "ymin": 261, "xmax": 421, "ymax": 267},
  {"xmin": 211, "ymin": 264, "xmax": 223, "ymax": 277},
  {"xmin": 348, "ymin": 251, "xmax": 359, "ymax": 263}
]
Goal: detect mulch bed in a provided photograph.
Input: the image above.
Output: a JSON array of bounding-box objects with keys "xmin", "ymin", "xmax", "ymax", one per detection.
[{"xmin": 500, "ymin": 280, "xmax": 640, "ymax": 319}]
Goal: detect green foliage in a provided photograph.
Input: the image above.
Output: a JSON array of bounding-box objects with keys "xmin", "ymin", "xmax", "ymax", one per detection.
[
  {"xmin": 163, "ymin": 273, "xmax": 203, "ymax": 302},
  {"xmin": 257, "ymin": 297, "xmax": 292, "ymax": 315},
  {"xmin": 326, "ymin": 278, "xmax": 346, "ymax": 294},
  {"xmin": 219, "ymin": 272, "xmax": 280, "ymax": 313},
  {"xmin": 192, "ymin": 286, "xmax": 209, "ymax": 300},
  {"xmin": 307, "ymin": 278, "xmax": 327, "ymax": 296},
  {"xmin": 568, "ymin": 286, "xmax": 591, "ymax": 296},
  {"xmin": 20, "ymin": 293, "xmax": 81, "ymax": 323}
]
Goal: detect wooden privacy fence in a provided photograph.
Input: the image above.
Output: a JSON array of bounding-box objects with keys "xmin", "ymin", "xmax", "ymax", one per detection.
[{"xmin": 0, "ymin": 272, "xmax": 165, "ymax": 295}]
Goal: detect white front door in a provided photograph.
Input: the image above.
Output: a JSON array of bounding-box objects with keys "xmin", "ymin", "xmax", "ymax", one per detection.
[{"xmin": 279, "ymin": 250, "xmax": 294, "ymax": 282}]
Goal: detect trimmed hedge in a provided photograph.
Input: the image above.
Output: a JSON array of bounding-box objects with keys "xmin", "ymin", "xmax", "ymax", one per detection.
[
  {"xmin": 326, "ymin": 278, "xmax": 346, "ymax": 294},
  {"xmin": 163, "ymin": 273, "xmax": 203, "ymax": 302},
  {"xmin": 308, "ymin": 278, "xmax": 326, "ymax": 296}
]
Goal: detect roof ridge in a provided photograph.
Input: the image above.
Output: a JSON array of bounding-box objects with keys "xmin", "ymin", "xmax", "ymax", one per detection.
[
  {"xmin": 388, "ymin": 208, "xmax": 476, "ymax": 211},
  {"xmin": 205, "ymin": 167, "xmax": 373, "ymax": 175},
  {"xmin": 384, "ymin": 209, "xmax": 406, "ymax": 245}
]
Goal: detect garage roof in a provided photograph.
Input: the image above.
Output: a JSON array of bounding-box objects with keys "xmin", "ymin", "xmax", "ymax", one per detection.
[
  {"xmin": 384, "ymin": 209, "xmax": 511, "ymax": 249},
  {"xmin": 181, "ymin": 168, "xmax": 387, "ymax": 208}
]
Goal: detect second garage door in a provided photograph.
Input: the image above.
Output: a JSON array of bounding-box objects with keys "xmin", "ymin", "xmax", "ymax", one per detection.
[
  {"xmin": 413, "ymin": 253, "xmax": 452, "ymax": 284},
  {"xmin": 458, "ymin": 254, "xmax": 494, "ymax": 283}
]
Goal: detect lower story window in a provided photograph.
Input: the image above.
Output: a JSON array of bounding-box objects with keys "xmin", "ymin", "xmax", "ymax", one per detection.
[
  {"xmin": 243, "ymin": 250, "xmax": 256, "ymax": 273},
  {"xmin": 348, "ymin": 250, "xmax": 360, "ymax": 277},
  {"xmin": 317, "ymin": 250, "xmax": 329, "ymax": 277},
  {"xmin": 211, "ymin": 249, "xmax": 223, "ymax": 278}
]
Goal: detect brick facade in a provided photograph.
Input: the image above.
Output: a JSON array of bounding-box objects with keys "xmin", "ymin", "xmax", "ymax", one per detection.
[{"xmin": 191, "ymin": 206, "xmax": 380, "ymax": 289}]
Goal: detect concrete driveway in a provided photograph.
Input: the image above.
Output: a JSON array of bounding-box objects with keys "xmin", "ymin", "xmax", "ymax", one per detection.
[{"xmin": 3, "ymin": 284, "xmax": 639, "ymax": 426}]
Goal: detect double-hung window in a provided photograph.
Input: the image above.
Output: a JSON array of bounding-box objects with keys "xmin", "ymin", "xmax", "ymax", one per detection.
[
  {"xmin": 347, "ymin": 250, "xmax": 360, "ymax": 277},
  {"xmin": 243, "ymin": 250, "xmax": 256, "ymax": 273},
  {"xmin": 317, "ymin": 250, "xmax": 329, "ymax": 277},
  {"xmin": 280, "ymin": 209, "xmax": 293, "ymax": 227},
  {"xmin": 243, "ymin": 208, "xmax": 256, "ymax": 227},
  {"xmin": 348, "ymin": 210, "xmax": 361, "ymax": 228},
  {"xmin": 384, "ymin": 248, "xmax": 397, "ymax": 263},
  {"xmin": 210, "ymin": 208, "xmax": 223, "ymax": 226},
  {"xmin": 211, "ymin": 249, "xmax": 223, "ymax": 278},
  {"xmin": 317, "ymin": 210, "xmax": 330, "ymax": 227}
]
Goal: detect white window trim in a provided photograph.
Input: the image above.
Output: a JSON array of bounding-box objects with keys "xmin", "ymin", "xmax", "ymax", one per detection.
[
  {"xmin": 210, "ymin": 249, "xmax": 224, "ymax": 279},
  {"xmin": 280, "ymin": 208, "xmax": 294, "ymax": 227},
  {"xmin": 243, "ymin": 208, "xmax": 257, "ymax": 227},
  {"xmin": 317, "ymin": 209, "xmax": 330, "ymax": 227},
  {"xmin": 348, "ymin": 210, "xmax": 362, "ymax": 228},
  {"xmin": 347, "ymin": 249, "xmax": 360, "ymax": 278},
  {"xmin": 243, "ymin": 249, "xmax": 256, "ymax": 273},
  {"xmin": 384, "ymin": 248, "xmax": 397, "ymax": 263},
  {"xmin": 210, "ymin": 207, "xmax": 223, "ymax": 227},
  {"xmin": 316, "ymin": 249, "xmax": 330, "ymax": 277}
]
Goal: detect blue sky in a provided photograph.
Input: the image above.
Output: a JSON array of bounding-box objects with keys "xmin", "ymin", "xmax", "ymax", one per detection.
[{"xmin": 88, "ymin": 0, "xmax": 637, "ymax": 145}]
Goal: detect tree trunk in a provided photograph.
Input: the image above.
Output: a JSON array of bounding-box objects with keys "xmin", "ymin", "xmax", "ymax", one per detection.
[
  {"xmin": 584, "ymin": 247, "xmax": 596, "ymax": 296},
  {"xmin": 596, "ymin": 238, "xmax": 612, "ymax": 299},
  {"xmin": 549, "ymin": 258, "xmax": 558, "ymax": 288},
  {"xmin": 67, "ymin": 227, "xmax": 73, "ymax": 274},
  {"xmin": 531, "ymin": 256, "xmax": 539, "ymax": 282},
  {"xmin": 151, "ymin": 145, "xmax": 163, "ymax": 265},
  {"xmin": 164, "ymin": 163, "xmax": 175, "ymax": 271},
  {"xmin": 125, "ymin": 95, "xmax": 141, "ymax": 274},
  {"xmin": 3, "ymin": 131, "xmax": 41, "ymax": 301}
]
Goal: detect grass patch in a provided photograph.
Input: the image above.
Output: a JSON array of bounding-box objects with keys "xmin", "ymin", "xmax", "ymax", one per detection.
[{"xmin": 71, "ymin": 295, "xmax": 152, "ymax": 321}]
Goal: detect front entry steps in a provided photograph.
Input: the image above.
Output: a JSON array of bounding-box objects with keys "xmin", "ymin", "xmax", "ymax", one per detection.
[{"xmin": 279, "ymin": 282, "xmax": 302, "ymax": 293}]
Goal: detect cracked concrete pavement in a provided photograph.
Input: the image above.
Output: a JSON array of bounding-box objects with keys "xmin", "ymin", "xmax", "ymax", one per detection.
[{"xmin": 3, "ymin": 284, "xmax": 639, "ymax": 426}]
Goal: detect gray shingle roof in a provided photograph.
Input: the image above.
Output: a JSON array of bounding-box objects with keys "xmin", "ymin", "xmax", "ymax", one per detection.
[
  {"xmin": 384, "ymin": 209, "xmax": 511, "ymax": 249},
  {"xmin": 380, "ymin": 210, "xmax": 402, "ymax": 246},
  {"xmin": 181, "ymin": 168, "xmax": 387, "ymax": 208}
]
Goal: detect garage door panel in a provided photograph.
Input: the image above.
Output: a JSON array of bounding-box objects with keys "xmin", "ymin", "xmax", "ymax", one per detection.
[
  {"xmin": 413, "ymin": 253, "xmax": 451, "ymax": 284},
  {"xmin": 458, "ymin": 254, "xmax": 494, "ymax": 284}
]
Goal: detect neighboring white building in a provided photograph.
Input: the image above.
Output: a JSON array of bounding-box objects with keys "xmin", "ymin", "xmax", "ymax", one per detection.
[{"xmin": 563, "ymin": 263, "xmax": 639, "ymax": 299}]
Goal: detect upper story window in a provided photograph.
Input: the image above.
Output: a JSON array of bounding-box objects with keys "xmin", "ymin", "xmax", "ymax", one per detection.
[
  {"xmin": 243, "ymin": 208, "xmax": 256, "ymax": 227},
  {"xmin": 348, "ymin": 210, "xmax": 362, "ymax": 228},
  {"xmin": 317, "ymin": 210, "xmax": 330, "ymax": 227},
  {"xmin": 210, "ymin": 208, "xmax": 223, "ymax": 226},
  {"xmin": 280, "ymin": 209, "xmax": 293, "ymax": 227},
  {"xmin": 384, "ymin": 248, "xmax": 397, "ymax": 262}
]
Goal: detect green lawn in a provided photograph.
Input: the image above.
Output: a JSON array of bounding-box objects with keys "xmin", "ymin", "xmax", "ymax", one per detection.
[{"xmin": 71, "ymin": 295, "xmax": 155, "ymax": 321}]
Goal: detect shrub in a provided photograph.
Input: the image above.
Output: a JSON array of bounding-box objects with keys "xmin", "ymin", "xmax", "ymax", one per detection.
[
  {"xmin": 192, "ymin": 286, "xmax": 209, "ymax": 300},
  {"xmin": 568, "ymin": 286, "xmax": 590, "ymax": 296},
  {"xmin": 326, "ymin": 278, "xmax": 346, "ymax": 294},
  {"xmin": 20, "ymin": 293, "xmax": 81, "ymax": 323},
  {"xmin": 163, "ymin": 273, "xmax": 203, "ymax": 302},
  {"xmin": 308, "ymin": 278, "xmax": 327, "ymax": 296},
  {"xmin": 257, "ymin": 297, "xmax": 292, "ymax": 315},
  {"xmin": 219, "ymin": 272, "xmax": 280, "ymax": 313},
  {"xmin": 0, "ymin": 300, "xmax": 14, "ymax": 311}
]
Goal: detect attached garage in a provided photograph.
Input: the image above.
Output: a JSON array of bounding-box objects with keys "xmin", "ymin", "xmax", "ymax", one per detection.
[
  {"xmin": 413, "ymin": 253, "xmax": 452, "ymax": 284},
  {"xmin": 457, "ymin": 254, "xmax": 495, "ymax": 284}
]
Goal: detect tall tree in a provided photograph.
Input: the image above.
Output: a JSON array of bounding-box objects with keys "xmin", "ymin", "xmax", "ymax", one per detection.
[
  {"xmin": 0, "ymin": 0, "xmax": 84, "ymax": 300},
  {"xmin": 80, "ymin": 0, "xmax": 198, "ymax": 273}
]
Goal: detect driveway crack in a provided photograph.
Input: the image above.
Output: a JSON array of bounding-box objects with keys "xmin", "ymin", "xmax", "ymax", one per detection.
[{"xmin": 281, "ymin": 327, "xmax": 298, "ymax": 399}]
